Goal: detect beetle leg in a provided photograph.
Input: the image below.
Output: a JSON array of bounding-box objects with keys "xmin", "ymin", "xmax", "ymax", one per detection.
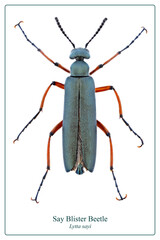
[
  {"xmin": 31, "ymin": 121, "xmax": 63, "ymax": 203},
  {"xmin": 97, "ymin": 120, "xmax": 127, "ymax": 201},
  {"xmin": 13, "ymin": 81, "xmax": 64, "ymax": 143},
  {"xmin": 90, "ymin": 27, "xmax": 147, "ymax": 75},
  {"xmin": 90, "ymin": 53, "xmax": 119, "ymax": 75},
  {"xmin": 47, "ymin": 121, "xmax": 63, "ymax": 169},
  {"xmin": 31, "ymin": 170, "xmax": 48, "ymax": 204},
  {"xmin": 14, "ymin": 21, "xmax": 70, "ymax": 73},
  {"xmin": 95, "ymin": 86, "xmax": 144, "ymax": 147}
]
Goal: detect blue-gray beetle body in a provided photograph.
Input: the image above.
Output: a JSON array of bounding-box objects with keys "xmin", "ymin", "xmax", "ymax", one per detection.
[{"xmin": 63, "ymin": 48, "xmax": 97, "ymax": 174}]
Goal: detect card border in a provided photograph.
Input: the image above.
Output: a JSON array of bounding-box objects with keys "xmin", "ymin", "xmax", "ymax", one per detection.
[{"xmin": 4, "ymin": 3, "xmax": 156, "ymax": 236}]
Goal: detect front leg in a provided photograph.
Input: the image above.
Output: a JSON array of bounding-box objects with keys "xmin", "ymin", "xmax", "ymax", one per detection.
[
  {"xmin": 95, "ymin": 86, "xmax": 144, "ymax": 147},
  {"xmin": 90, "ymin": 27, "xmax": 147, "ymax": 75},
  {"xmin": 14, "ymin": 21, "xmax": 70, "ymax": 73},
  {"xmin": 97, "ymin": 120, "xmax": 127, "ymax": 201}
]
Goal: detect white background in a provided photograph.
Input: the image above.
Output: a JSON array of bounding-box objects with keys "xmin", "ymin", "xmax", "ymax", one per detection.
[{"xmin": 1, "ymin": 2, "xmax": 156, "ymax": 238}]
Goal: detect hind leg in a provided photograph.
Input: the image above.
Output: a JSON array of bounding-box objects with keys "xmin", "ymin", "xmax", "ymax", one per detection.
[
  {"xmin": 97, "ymin": 120, "xmax": 127, "ymax": 201},
  {"xmin": 31, "ymin": 121, "xmax": 63, "ymax": 203}
]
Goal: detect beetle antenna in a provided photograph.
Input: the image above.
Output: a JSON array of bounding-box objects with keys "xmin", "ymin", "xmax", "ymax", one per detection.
[
  {"xmin": 85, "ymin": 18, "xmax": 107, "ymax": 48},
  {"xmin": 55, "ymin": 17, "xmax": 75, "ymax": 48}
]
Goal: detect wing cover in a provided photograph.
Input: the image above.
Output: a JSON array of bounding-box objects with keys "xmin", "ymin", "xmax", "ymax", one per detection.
[
  {"xmin": 63, "ymin": 76, "xmax": 96, "ymax": 172},
  {"xmin": 80, "ymin": 77, "xmax": 97, "ymax": 171}
]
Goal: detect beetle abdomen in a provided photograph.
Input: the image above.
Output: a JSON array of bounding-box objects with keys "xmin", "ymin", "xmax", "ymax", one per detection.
[{"xmin": 63, "ymin": 76, "xmax": 97, "ymax": 174}]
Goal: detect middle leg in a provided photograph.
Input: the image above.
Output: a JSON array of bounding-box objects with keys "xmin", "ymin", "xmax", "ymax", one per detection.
[
  {"xmin": 13, "ymin": 81, "xmax": 64, "ymax": 143},
  {"xmin": 95, "ymin": 86, "xmax": 144, "ymax": 147}
]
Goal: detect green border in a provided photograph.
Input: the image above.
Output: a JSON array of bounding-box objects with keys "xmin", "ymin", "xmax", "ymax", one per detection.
[{"xmin": 4, "ymin": 4, "xmax": 156, "ymax": 236}]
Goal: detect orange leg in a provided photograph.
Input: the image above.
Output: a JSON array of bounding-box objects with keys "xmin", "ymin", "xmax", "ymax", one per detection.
[
  {"xmin": 97, "ymin": 120, "xmax": 127, "ymax": 201},
  {"xmin": 95, "ymin": 86, "xmax": 143, "ymax": 147},
  {"xmin": 90, "ymin": 53, "xmax": 119, "ymax": 75},
  {"xmin": 47, "ymin": 121, "xmax": 63, "ymax": 170},
  {"xmin": 39, "ymin": 50, "xmax": 70, "ymax": 73},
  {"xmin": 40, "ymin": 81, "xmax": 64, "ymax": 110},
  {"xmin": 14, "ymin": 21, "xmax": 70, "ymax": 73},
  {"xmin": 95, "ymin": 86, "xmax": 122, "ymax": 117},
  {"xmin": 13, "ymin": 81, "xmax": 64, "ymax": 143},
  {"xmin": 97, "ymin": 120, "xmax": 113, "ymax": 169},
  {"xmin": 90, "ymin": 27, "xmax": 147, "ymax": 75},
  {"xmin": 31, "ymin": 121, "xmax": 63, "ymax": 203}
]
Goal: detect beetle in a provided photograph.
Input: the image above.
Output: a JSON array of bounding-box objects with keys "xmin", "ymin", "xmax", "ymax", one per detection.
[{"xmin": 13, "ymin": 18, "xmax": 146, "ymax": 203}]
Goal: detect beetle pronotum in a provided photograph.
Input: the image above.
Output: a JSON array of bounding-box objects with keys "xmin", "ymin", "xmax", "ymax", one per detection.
[{"xmin": 13, "ymin": 18, "xmax": 146, "ymax": 203}]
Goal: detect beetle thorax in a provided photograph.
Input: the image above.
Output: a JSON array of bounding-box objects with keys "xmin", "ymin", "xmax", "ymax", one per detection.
[{"xmin": 70, "ymin": 60, "xmax": 89, "ymax": 76}]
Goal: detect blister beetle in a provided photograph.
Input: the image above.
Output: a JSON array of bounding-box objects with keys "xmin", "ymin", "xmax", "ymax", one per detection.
[{"xmin": 13, "ymin": 18, "xmax": 146, "ymax": 203}]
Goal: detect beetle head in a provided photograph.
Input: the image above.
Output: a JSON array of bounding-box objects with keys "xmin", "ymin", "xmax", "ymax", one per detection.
[{"xmin": 70, "ymin": 48, "xmax": 90, "ymax": 60}]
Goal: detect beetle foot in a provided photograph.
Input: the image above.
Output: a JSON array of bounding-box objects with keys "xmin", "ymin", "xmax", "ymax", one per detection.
[
  {"xmin": 141, "ymin": 26, "xmax": 148, "ymax": 34},
  {"xmin": 116, "ymin": 194, "xmax": 127, "ymax": 201},
  {"xmin": 121, "ymin": 116, "xmax": 144, "ymax": 148},
  {"xmin": 30, "ymin": 170, "xmax": 48, "ymax": 203},
  {"xmin": 137, "ymin": 142, "xmax": 143, "ymax": 148},
  {"xmin": 111, "ymin": 169, "xmax": 127, "ymax": 201},
  {"xmin": 31, "ymin": 197, "xmax": 39, "ymax": 204},
  {"xmin": 13, "ymin": 138, "xmax": 18, "ymax": 143},
  {"xmin": 14, "ymin": 21, "xmax": 24, "ymax": 28}
]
